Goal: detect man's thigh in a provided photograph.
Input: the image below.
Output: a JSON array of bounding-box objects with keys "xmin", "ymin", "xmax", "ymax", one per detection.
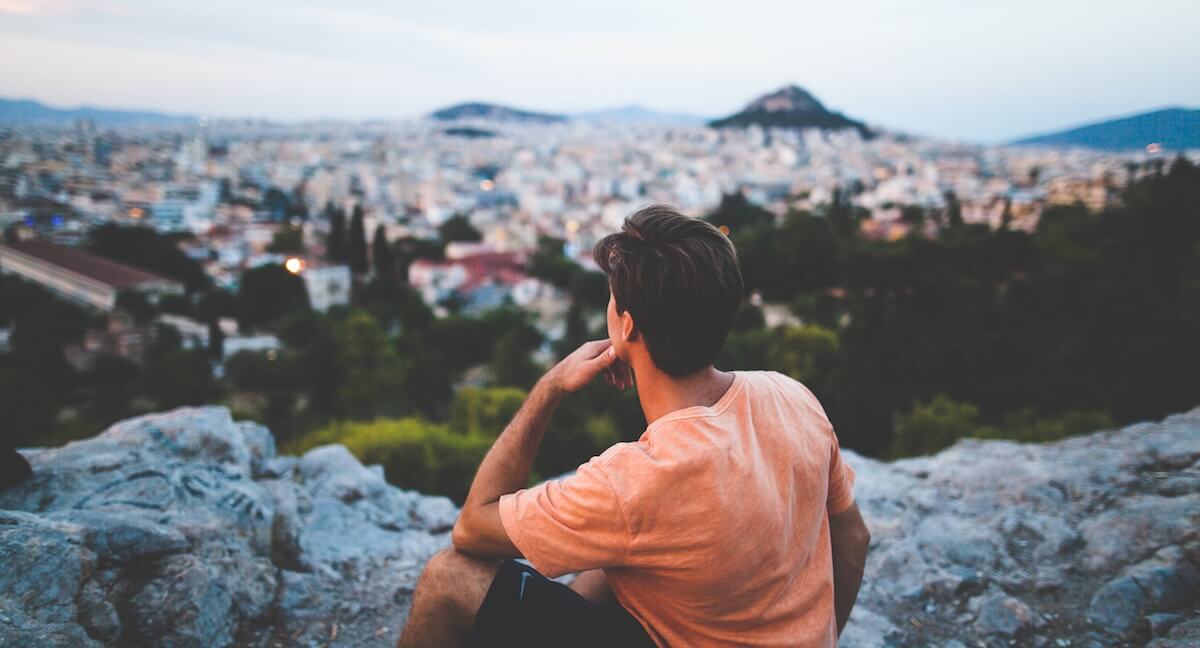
[{"xmin": 467, "ymin": 559, "xmax": 655, "ymax": 648}]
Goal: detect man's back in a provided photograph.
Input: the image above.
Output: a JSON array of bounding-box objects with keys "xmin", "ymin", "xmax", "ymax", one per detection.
[{"xmin": 499, "ymin": 370, "xmax": 857, "ymax": 646}]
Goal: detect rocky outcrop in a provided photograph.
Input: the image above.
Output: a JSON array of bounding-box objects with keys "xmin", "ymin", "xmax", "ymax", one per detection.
[
  {"xmin": 0, "ymin": 407, "xmax": 455, "ymax": 647},
  {"xmin": 841, "ymin": 406, "xmax": 1200, "ymax": 648},
  {"xmin": 1, "ymin": 405, "xmax": 1197, "ymax": 647}
]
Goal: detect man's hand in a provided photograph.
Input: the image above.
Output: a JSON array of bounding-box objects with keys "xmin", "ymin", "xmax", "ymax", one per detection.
[
  {"xmin": 453, "ymin": 339, "xmax": 629, "ymax": 558},
  {"xmin": 544, "ymin": 339, "xmax": 625, "ymax": 395}
]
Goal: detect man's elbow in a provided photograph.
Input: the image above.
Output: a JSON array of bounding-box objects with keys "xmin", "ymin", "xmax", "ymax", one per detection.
[{"xmin": 451, "ymin": 511, "xmax": 477, "ymax": 553}]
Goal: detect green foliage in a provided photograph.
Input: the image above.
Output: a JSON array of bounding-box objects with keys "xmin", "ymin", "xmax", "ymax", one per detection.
[
  {"xmin": 115, "ymin": 290, "xmax": 154, "ymax": 325},
  {"xmin": 371, "ymin": 225, "xmax": 393, "ymax": 278},
  {"xmin": 392, "ymin": 236, "xmax": 445, "ymax": 281},
  {"xmin": 144, "ymin": 349, "xmax": 223, "ymax": 409},
  {"xmin": 291, "ymin": 418, "xmax": 493, "ymax": 503},
  {"xmin": 438, "ymin": 214, "xmax": 483, "ymax": 243},
  {"xmin": 225, "ymin": 350, "xmax": 299, "ymax": 392},
  {"xmin": 983, "ymin": 408, "xmax": 1114, "ymax": 444},
  {"xmin": 890, "ymin": 395, "xmax": 1116, "ymax": 458},
  {"xmin": 267, "ymin": 225, "xmax": 304, "ymax": 254},
  {"xmin": 236, "ymin": 264, "xmax": 310, "ymax": 331},
  {"xmin": 527, "ymin": 236, "xmax": 579, "ymax": 288},
  {"xmin": 349, "ymin": 205, "xmax": 368, "ymax": 275},
  {"xmin": 889, "ymin": 395, "xmax": 991, "ymax": 457},
  {"xmin": 9, "ymin": 296, "xmax": 87, "ymax": 355},
  {"xmin": 449, "ymin": 387, "xmax": 526, "ymax": 437},
  {"xmin": 768, "ymin": 324, "xmax": 839, "ymax": 385},
  {"xmin": 326, "ymin": 204, "xmax": 347, "ymax": 263},
  {"xmin": 704, "ymin": 192, "xmax": 774, "ymax": 232},
  {"xmin": 333, "ymin": 311, "xmax": 409, "ymax": 419}
]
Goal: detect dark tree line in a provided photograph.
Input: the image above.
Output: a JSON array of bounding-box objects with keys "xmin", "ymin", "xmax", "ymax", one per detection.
[{"xmin": 713, "ymin": 156, "xmax": 1200, "ymax": 456}]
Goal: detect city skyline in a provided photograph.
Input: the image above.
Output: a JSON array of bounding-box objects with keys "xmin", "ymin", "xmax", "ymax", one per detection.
[{"xmin": 2, "ymin": 0, "xmax": 1199, "ymax": 142}]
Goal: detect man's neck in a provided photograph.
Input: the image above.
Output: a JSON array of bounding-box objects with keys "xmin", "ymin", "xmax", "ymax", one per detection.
[{"xmin": 631, "ymin": 360, "xmax": 736, "ymax": 426}]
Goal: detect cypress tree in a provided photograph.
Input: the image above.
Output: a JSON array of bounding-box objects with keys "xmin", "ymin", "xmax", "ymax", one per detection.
[
  {"xmin": 349, "ymin": 205, "xmax": 368, "ymax": 275},
  {"xmin": 372, "ymin": 225, "xmax": 393, "ymax": 278},
  {"xmin": 327, "ymin": 204, "xmax": 347, "ymax": 263}
]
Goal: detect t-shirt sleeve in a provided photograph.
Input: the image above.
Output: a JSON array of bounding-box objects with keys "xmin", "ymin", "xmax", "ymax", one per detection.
[
  {"xmin": 498, "ymin": 456, "xmax": 631, "ymax": 578},
  {"xmin": 827, "ymin": 431, "xmax": 857, "ymax": 515}
]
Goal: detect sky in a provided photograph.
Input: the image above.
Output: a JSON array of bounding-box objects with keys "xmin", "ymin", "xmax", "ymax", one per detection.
[{"xmin": 1, "ymin": 0, "xmax": 1198, "ymax": 142}]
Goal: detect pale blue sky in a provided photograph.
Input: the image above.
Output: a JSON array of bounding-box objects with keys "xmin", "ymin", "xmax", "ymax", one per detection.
[{"xmin": 1, "ymin": 0, "xmax": 1197, "ymax": 141}]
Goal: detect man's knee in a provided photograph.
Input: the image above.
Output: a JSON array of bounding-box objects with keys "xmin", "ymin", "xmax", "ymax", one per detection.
[{"xmin": 415, "ymin": 548, "xmax": 501, "ymax": 620}]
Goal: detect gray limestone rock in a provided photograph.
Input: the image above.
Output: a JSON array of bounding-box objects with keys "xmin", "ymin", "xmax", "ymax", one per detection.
[
  {"xmin": 0, "ymin": 404, "xmax": 1197, "ymax": 647},
  {"xmin": 0, "ymin": 406, "xmax": 455, "ymax": 647}
]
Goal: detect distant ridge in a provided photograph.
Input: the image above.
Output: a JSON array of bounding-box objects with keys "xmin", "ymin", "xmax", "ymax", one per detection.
[
  {"xmin": 0, "ymin": 97, "xmax": 195, "ymax": 126},
  {"xmin": 429, "ymin": 102, "xmax": 566, "ymax": 124},
  {"xmin": 1013, "ymin": 107, "xmax": 1200, "ymax": 151},
  {"xmin": 574, "ymin": 104, "xmax": 708, "ymax": 125},
  {"xmin": 709, "ymin": 85, "xmax": 871, "ymax": 136}
]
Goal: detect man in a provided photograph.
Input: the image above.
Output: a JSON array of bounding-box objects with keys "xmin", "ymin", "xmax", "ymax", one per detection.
[{"xmin": 399, "ymin": 205, "xmax": 869, "ymax": 647}]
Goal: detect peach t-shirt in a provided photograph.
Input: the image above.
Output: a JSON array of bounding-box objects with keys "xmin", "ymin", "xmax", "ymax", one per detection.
[{"xmin": 499, "ymin": 370, "xmax": 857, "ymax": 647}]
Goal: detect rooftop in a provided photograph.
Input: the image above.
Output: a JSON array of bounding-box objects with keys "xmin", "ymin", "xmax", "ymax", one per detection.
[{"xmin": 0, "ymin": 240, "xmax": 179, "ymax": 289}]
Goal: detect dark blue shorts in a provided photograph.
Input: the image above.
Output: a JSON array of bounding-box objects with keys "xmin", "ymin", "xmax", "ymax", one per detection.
[{"xmin": 468, "ymin": 559, "xmax": 657, "ymax": 648}]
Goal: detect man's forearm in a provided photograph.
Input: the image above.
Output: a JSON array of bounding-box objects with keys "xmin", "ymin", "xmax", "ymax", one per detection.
[
  {"xmin": 462, "ymin": 377, "xmax": 564, "ymax": 510},
  {"xmin": 832, "ymin": 544, "xmax": 866, "ymax": 634},
  {"xmin": 453, "ymin": 339, "xmax": 617, "ymax": 556}
]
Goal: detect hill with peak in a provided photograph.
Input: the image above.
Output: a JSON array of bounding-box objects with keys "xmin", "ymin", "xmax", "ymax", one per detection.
[
  {"xmin": 709, "ymin": 85, "xmax": 872, "ymax": 136},
  {"xmin": 1013, "ymin": 107, "xmax": 1200, "ymax": 151},
  {"xmin": 428, "ymin": 101, "xmax": 566, "ymax": 124},
  {"xmin": 0, "ymin": 405, "xmax": 1197, "ymax": 646}
]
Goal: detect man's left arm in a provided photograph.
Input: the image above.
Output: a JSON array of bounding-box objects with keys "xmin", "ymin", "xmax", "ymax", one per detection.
[{"xmin": 451, "ymin": 340, "xmax": 622, "ymax": 558}]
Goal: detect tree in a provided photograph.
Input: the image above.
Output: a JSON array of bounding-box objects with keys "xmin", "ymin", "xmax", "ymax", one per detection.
[
  {"xmin": 236, "ymin": 264, "xmax": 310, "ymax": 331},
  {"xmin": 704, "ymin": 192, "xmax": 774, "ymax": 232},
  {"xmin": 115, "ymin": 290, "xmax": 155, "ymax": 325},
  {"xmin": 326, "ymin": 204, "xmax": 347, "ymax": 263},
  {"xmin": 528, "ymin": 236, "xmax": 580, "ymax": 288},
  {"xmin": 143, "ymin": 349, "xmax": 222, "ymax": 409},
  {"xmin": 334, "ymin": 311, "xmax": 409, "ymax": 419},
  {"xmin": 768, "ymin": 324, "xmax": 839, "ymax": 388},
  {"xmin": 267, "ymin": 225, "xmax": 304, "ymax": 254},
  {"xmin": 393, "ymin": 236, "xmax": 445, "ymax": 284},
  {"xmin": 438, "ymin": 214, "xmax": 483, "ymax": 243},
  {"xmin": 277, "ymin": 312, "xmax": 341, "ymax": 416},
  {"xmin": 207, "ymin": 319, "xmax": 224, "ymax": 360},
  {"xmin": 449, "ymin": 387, "xmax": 526, "ymax": 437},
  {"xmin": 349, "ymin": 205, "xmax": 368, "ymax": 274},
  {"xmin": 372, "ymin": 225, "xmax": 393, "ymax": 278},
  {"xmin": 889, "ymin": 395, "xmax": 991, "ymax": 458}
]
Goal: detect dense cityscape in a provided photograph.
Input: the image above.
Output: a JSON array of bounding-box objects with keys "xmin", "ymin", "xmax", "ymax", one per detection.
[
  {"xmin": 2, "ymin": 101, "xmax": 1182, "ymax": 322},
  {"xmin": 2, "ymin": 88, "xmax": 1199, "ymax": 500}
]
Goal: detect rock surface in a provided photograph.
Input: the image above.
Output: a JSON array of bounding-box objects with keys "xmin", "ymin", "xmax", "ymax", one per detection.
[
  {"xmin": 0, "ymin": 407, "xmax": 454, "ymax": 647},
  {"xmin": 1, "ymin": 405, "xmax": 1197, "ymax": 647},
  {"xmin": 842, "ymin": 406, "xmax": 1200, "ymax": 648}
]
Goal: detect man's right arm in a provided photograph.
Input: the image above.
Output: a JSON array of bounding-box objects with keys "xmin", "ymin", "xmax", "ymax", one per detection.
[{"xmin": 830, "ymin": 501, "xmax": 869, "ymax": 635}]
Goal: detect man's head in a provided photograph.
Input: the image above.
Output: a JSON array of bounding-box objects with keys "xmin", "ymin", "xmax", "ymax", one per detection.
[{"xmin": 593, "ymin": 204, "xmax": 744, "ymax": 378}]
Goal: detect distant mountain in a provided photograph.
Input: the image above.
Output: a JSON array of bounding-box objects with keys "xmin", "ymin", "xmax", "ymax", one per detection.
[
  {"xmin": 429, "ymin": 102, "xmax": 566, "ymax": 124},
  {"xmin": 709, "ymin": 85, "xmax": 871, "ymax": 136},
  {"xmin": 574, "ymin": 105, "xmax": 708, "ymax": 125},
  {"xmin": 0, "ymin": 97, "xmax": 195, "ymax": 126},
  {"xmin": 1013, "ymin": 107, "xmax": 1200, "ymax": 151}
]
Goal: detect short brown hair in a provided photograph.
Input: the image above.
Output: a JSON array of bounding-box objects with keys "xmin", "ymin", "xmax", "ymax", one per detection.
[{"xmin": 593, "ymin": 204, "xmax": 744, "ymax": 377}]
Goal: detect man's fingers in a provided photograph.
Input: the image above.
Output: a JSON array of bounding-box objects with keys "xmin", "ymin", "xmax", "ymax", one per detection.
[
  {"xmin": 589, "ymin": 345, "xmax": 618, "ymax": 370},
  {"xmin": 578, "ymin": 339, "xmax": 612, "ymax": 358}
]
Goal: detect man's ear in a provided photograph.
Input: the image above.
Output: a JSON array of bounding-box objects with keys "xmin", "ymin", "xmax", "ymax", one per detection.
[{"xmin": 621, "ymin": 310, "xmax": 639, "ymax": 342}]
